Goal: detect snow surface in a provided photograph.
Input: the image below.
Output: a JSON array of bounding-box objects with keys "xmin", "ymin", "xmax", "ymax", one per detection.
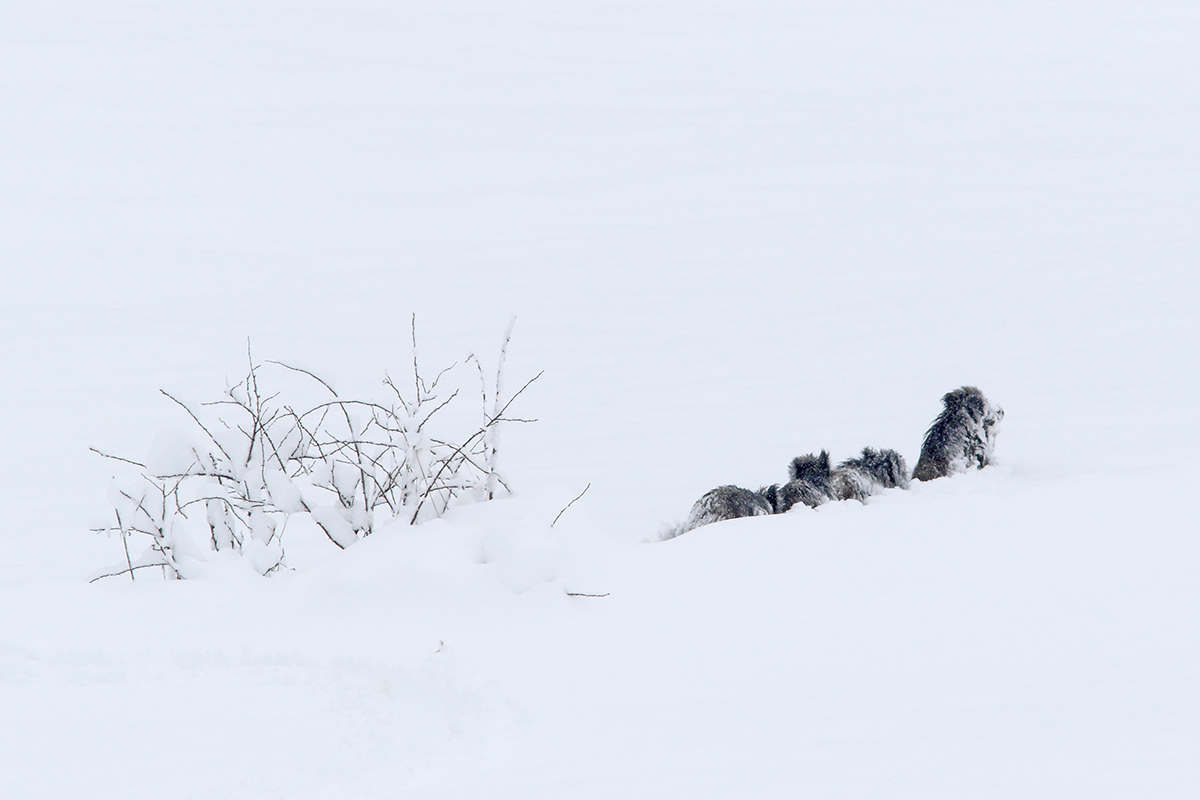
[{"xmin": 3, "ymin": 1, "xmax": 1199, "ymax": 796}]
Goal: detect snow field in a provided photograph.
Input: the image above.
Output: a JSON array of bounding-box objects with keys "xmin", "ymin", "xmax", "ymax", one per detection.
[{"xmin": 2, "ymin": 0, "xmax": 1199, "ymax": 796}]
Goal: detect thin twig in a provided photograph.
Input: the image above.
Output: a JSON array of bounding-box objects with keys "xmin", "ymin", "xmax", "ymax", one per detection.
[
  {"xmin": 382, "ymin": 374, "xmax": 411, "ymax": 416},
  {"xmin": 411, "ymin": 314, "xmax": 421, "ymax": 399},
  {"xmin": 298, "ymin": 399, "xmax": 397, "ymax": 420},
  {"xmin": 89, "ymin": 448, "xmax": 146, "ymax": 469},
  {"xmin": 427, "ymin": 361, "xmax": 458, "ymax": 392},
  {"xmin": 89, "ymin": 563, "xmax": 172, "ymax": 583},
  {"xmin": 416, "ymin": 389, "xmax": 459, "ymax": 433},
  {"xmin": 467, "ymin": 353, "xmax": 489, "ymax": 410},
  {"xmin": 495, "ymin": 317, "xmax": 517, "ymax": 416},
  {"xmin": 115, "ymin": 509, "xmax": 135, "ymax": 581},
  {"xmin": 266, "ymin": 360, "xmax": 339, "ymax": 397},
  {"xmin": 487, "ymin": 371, "xmax": 543, "ymax": 425},
  {"xmin": 551, "ymin": 483, "xmax": 591, "ymax": 528},
  {"xmin": 409, "ymin": 370, "xmax": 542, "ymax": 523},
  {"xmin": 409, "ymin": 427, "xmax": 489, "ymax": 523},
  {"xmin": 161, "ymin": 389, "xmax": 231, "ymax": 461}
]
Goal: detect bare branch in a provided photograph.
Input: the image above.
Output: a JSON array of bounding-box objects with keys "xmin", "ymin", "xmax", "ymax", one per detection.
[
  {"xmin": 161, "ymin": 389, "xmax": 231, "ymax": 461},
  {"xmin": 299, "ymin": 399, "xmax": 396, "ymax": 421},
  {"xmin": 551, "ymin": 483, "xmax": 591, "ymax": 528},
  {"xmin": 467, "ymin": 353, "xmax": 489, "ymax": 410},
  {"xmin": 416, "ymin": 389, "xmax": 460, "ymax": 433},
  {"xmin": 410, "ymin": 425, "xmax": 490, "ymax": 523},
  {"xmin": 266, "ymin": 360, "xmax": 339, "ymax": 397},
  {"xmin": 116, "ymin": 509, "xmax": 135, "ymax": 581},
  {"xmin": 90, "ymin": 563, "xmax": 172, "ymax": 583},
  {"xmin": 89, "ymin": 448, "xmax": 146, "ymax": 469},
  {"xmin": 426, "ymin": 361, "xmax": 458, "ymax": 392},
  {"xmin": 488, "ymin": 371, "xmax": 543, "ymax": 425},
  {"xmin": 382, "ymin": 374, "xmax": 411, "ymax": 416},
  {"xmin": 411, "ymin": 313, "xmax": 421, "ymax": 399},
  {"xmin": 494, "ymin": 316, "xmax": 517, "ymax": 416}
]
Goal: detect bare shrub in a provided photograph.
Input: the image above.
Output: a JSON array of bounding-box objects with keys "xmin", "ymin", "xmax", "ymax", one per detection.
[{"xmin": 91, "ymin": 319, "xmax": 539, "ymax": 581}]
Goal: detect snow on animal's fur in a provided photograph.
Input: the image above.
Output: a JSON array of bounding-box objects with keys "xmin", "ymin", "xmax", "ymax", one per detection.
[
  {"xmin": 669, "ymin": 386, "xmax": 1002, "ymax": 536},
  {"xmin": 912, "ymin": 386, "xmax": 1004, "ymax": 481},
  {"xmin": 769, "ymin": 450, "xmax": 835, "ymax": 513},
  {"xmin": 831, "ymin": 447, "xmax": 909, "ymax": 502},
  {"xmin": 666, "ymin": 485, "xmax": 774, "ymax": 539}
]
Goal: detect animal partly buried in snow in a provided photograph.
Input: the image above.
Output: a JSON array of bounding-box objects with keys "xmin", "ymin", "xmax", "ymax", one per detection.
[
  {"xmin": 668, "ymin": 484, "xmax": 775, "ymax": 538},
  {"xmin": 768, "ymin": 450, "xmax": 836, "ymax": 513},
  {"xmin": 669, "ymin": 386, "xmax": 1004, "ymax": 536},
  {"xmin": 911, "ymin": 386, "xmax": 1004, "ymax": 482},
  {"xmin": 831, "ymin": 447, "xmax": 910, "ymax": 502}
]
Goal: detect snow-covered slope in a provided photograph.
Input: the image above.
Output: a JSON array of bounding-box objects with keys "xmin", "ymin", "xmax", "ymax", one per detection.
[{"xmin": 2, "ymin": 1, "xmax": 1198, "ymax": 796}]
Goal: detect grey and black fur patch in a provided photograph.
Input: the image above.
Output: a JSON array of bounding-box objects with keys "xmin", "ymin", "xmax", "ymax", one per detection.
[
  {"xmin": 912, "ymin": 386, "xmax": 1004, "ymax": 482},
  {"xmin": 831, "ymin": 447, "xmax": 910, "ymax": 502},
  {"xmin": 770, "ymin": 450, "xmax": 835, "ymax": 513},
  {"xmin": 668, "ymin": 484, "xmax": 775, "ymax": 538}
]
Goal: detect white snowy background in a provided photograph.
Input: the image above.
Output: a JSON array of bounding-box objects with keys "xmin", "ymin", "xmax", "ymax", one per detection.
[{"xmin": 2, "ymin": 1, "xmax": 1198, "ymax": 796}]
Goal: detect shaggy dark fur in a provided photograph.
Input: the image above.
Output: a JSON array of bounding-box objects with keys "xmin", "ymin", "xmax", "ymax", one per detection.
[
  {"xmin": 769, "ymin": 450, "xmax": 835, "ymax": 513},
  {"xmin": 912, "ymin": 386, "xmax": 1004, "ymax": 482},
  {"xmin": 669, "ymin": 484, "xmax": 775, "ymax": 538},
  {"xmin": 831, "ymin": 447, "xmax": 910, "ymax": 502},
  {"xmin": 789, "ymin": 450, "xmax": 832, "ymax": 483}
]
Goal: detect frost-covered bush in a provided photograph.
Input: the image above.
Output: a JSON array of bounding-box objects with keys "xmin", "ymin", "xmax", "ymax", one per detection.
[{"xmin": 92, "ymin": 320, "xmax": 539, "ymax": 581}]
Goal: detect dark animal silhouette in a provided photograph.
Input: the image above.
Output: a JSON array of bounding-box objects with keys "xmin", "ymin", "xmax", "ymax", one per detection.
[
  {"xmin": 912, "ymin": 386, "xmax": 1004, "ymax": 481},
  {"xmin": 768, "ymin": 450, "xmax": 835, "ymax": 513},
  {"xmin": 667, "ymin": 484, "xmax": 775, "ymax": 538},
  {"xmin": 668, "ymin": 385, "xmax": 1006, "ymax": 538},
  {"xmin": 831, "ymin": 447, "xmax": 909, "ymax": 502}
]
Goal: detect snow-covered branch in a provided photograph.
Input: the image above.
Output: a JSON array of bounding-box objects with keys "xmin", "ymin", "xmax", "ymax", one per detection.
[{"xmin": 92, "ymin": 323, "xmax": 537, "ymax": 580}]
